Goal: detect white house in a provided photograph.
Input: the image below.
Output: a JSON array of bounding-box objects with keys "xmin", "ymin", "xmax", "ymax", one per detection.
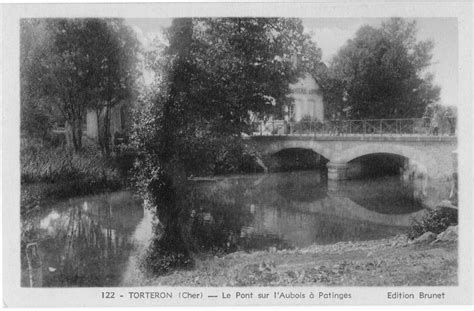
[
  {"xmin": 257, "ymin": 73, "xmax": 325, "ymax": 135},
  {"xmin": 85, "ymin": 101, "xmax": 129, "ymax": 141},
  {"xmin": 287, "ymin": 73, "xmax": 324, "ymax": 122}
]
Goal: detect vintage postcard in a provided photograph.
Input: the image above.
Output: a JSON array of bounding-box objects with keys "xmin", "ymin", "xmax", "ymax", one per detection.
[{"xmin": 2, "ymin": 1, "xmax": 473, "ymax": 307}]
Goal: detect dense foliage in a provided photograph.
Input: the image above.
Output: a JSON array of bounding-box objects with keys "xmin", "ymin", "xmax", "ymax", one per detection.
[
  {"xmin": 20, "ymin": 20, "xmax": 55, "ymax": 141},
  {"xmin": 20, "ymin": 19, "xmax": 139, "ymax": 152},
  {"xmin": 20, "ymin": 139, "xmax": 126, "ymax": 213},
  {"xmin": 21, "ymin": 139, "xmax": 120, "ymax": 184},
  {"xmin": 133, "ymin": 18, "xmax": 322, "ymax": 167},
  {"xmin": 407, "ymin": 207, "xmax": 457, "ymax": 240},
  {"xmin": 323, "ymin": 18, "xmax": 440, "ymax": 119}
]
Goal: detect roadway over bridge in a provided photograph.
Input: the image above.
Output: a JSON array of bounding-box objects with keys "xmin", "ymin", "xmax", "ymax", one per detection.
[{"xmin": 246, "ymin": 119, "xmax": 457, "ymax": 181}]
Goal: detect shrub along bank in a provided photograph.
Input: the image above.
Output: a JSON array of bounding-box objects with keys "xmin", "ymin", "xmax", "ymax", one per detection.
[{"xmin": 407, "ymin": 206, "xmax": 458, "ymax": 240}]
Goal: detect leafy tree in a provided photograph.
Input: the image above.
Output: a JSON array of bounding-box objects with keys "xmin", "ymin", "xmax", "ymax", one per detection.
[
  {"xmin": 87, "ymin": 20, "xmax": 140, "ymax": 155},
  {"xmin": 25, "ymin": 19, "xmax": 101, "ymax": 150},
  {"xmin": 21, "ymin": 18, "xmax": 139, "ymax": 152},
  {"xmin": 132, "ymin": 18, "xmax": 321, "ymax": 273},
  {"xmin": 325, "ymin": 18, "xmax": 440, "ymax": 119},
  {"xmin": 20, "ymin": 20, "xmax": 56, "ymax": 141}
]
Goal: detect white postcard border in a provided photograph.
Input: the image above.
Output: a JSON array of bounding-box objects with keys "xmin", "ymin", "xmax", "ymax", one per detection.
[{"xmin": 2, "ymin": 1, "xmax": 473, "ymax": 307}]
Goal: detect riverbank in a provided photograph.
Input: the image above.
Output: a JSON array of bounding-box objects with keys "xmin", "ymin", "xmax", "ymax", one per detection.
[
  {"xmin": 20, "ymin": 140, "xmax": 134, "ymax": 213},
  {"xmin": 127, "ymin": 234, "xmax": 457, "ymax": 287}
]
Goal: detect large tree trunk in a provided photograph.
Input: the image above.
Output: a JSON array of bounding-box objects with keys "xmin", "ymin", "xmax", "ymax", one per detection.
[
  {"xmin": 96, "ymin": 106, "xmax": 111, "ymax": 156},
  {"xmin": 65, "ymin": 121, "xmax": 73, "ymax": 149},
  {"xmin": 102, "ymin": 105, "xmax": 111, "ymax": 156},
  {"xmin": 74, "ymin": 117, "xmax": 83, "ymax": 150},
  {"xmin": 96, "ymin": 109, "xmax": 104, "ymax": 151},
  {"xmin": 64, "ymin": 118, "xmax": 83, "ymax": 152}
]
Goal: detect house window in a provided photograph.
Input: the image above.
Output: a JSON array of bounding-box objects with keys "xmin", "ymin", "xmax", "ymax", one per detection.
[
  {"xmin": 288, "ymin": 104, "xmax": 295, "ymax": 121},
  {"xmin": 308, "ymin": 99, "xmax": 317, "ymax": 120}
]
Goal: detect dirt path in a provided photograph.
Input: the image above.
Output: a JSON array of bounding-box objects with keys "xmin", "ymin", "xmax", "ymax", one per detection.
[{"xmin": 141, "ymin": 235, "xmax": 457, "ymax": 287}]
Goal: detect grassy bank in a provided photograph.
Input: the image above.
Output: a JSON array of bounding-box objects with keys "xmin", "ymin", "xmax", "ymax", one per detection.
[
  {"xmin": 21, "ymin": 140, "xmax": 133, "ymax": 213},
  {"xmin": 124, "ymin": 235, "xmax": 457, "ymax": 287}
]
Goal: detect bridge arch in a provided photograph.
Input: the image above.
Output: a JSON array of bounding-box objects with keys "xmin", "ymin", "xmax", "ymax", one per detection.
[
  {"xmin": 268, "ymin": 147, "xmax": 329, "ymax": 172},
  {"xmin": 257, "ymin": 140, "xmax": 334, "ymax": 161},
  {"xmin": 331, "ymin": 143, "xmax": 434, "ymax": 174}
]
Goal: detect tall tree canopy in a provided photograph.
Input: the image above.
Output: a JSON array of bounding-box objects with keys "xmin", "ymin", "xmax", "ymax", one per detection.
[
  {"xmin": 20, "ymin": 19, "xmax": 55, "ymax": 141},
  {"xmin": 87, "ymin": 20, "xmax": 140, "ymax": 155},
  {"xmin": 166, "ymin": 18, "xmax": 321, "ymax": 134},
  {"xmin": 21, "ymin": 18, "xmax": 139, "ymax": 151},
  {"xmin": 325, "ymin": 18, "xmax": 440, "ymax": 119},
  {"xmin": 131, "ymin": 18, "xmax": 322, "ymax": 274},
  {"xmin": 133, "ymin": 17, "xmax": 322, "ymax": 173}
]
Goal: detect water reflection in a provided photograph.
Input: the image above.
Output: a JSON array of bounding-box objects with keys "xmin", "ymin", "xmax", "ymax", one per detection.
[
  {"xmin": 20, "ymin": 170, "xmax": 449, "ymax": 286},
  {"xmin": 188, "ymin": 170, "xmax": 433, "ymax": 250},
  {"xmin": 21, "ymin": 191, "xmax": 143, "ymax": 287}
]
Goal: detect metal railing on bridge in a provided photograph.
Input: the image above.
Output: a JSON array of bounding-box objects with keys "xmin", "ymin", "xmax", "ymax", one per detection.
[{"xmin": 252, "ymin": 118, "xmax": 456, "ymax": 137}]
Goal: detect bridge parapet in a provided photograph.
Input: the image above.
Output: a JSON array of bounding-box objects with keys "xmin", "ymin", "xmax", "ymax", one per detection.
[
  {"xmin": 252, "ymin": 118, "xmax": 456, "ymax": 137},
  {"xmin": 246, "ymin": 135, "xmax": 457, "ymax": 143}
]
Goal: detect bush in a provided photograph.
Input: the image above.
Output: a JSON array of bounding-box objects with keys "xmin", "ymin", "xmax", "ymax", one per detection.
[
  {"xmin": 20, "ymin": 140, "xmax": 129, "ymax": 212},
  {"xmin": 21, "ymin": 139, "xmax": 120, "ymax": 184},
  {"xmin": 21, "ymin": 100, "xmax": 54, "ymax": 142},
  {"xmin": 407, "ymin": 207, "xmax": 458, "ymax": 240},
  {"xmin": 212, "ymin": 139, "xmax": 262, "ymax": 175},
  {"xmin": 176, "ymin": 136, "xmax": 263, "ymax": 176},
  {"xmin": 20, "ymin": 141, "xmax": 118, "ymax": 183},
  {"xmin": 111, "ymin": 147, "xmax": 137, "ymax": 178}
]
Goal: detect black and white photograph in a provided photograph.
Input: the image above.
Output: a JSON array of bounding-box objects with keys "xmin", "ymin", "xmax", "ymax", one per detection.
[{"xmin": 2, "ymin": 1, "xmax": 473, "ymax": 307}]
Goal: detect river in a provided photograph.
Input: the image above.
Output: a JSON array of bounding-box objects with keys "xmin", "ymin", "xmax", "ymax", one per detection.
[{"xmin": 20, "ymin": 170, "xmax": 449, "ymax": 287}]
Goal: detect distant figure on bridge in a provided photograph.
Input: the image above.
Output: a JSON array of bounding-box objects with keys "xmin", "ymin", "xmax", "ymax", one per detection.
[
  {"xmin": 328, "ymin": 113, "xmax": 338, "ymax": 136},
  {"xmin": 430, "ymin": 107, "xmax": 440, "ymax": 136},
  {"xmin": 335, "ymin": 112, "xmax": 345, "ymax": 136},
  {"xmin": 422, "ymin": 109, "xmax": 431, "ymax": 135},
  {"xmin": 444, "ymin": 110, "xmax": 455, "ymax": 136}
]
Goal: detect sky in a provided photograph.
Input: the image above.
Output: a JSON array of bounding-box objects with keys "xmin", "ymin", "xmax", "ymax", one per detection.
[{"xmin": 126, "ymin": 17, "xmax": 458, "ymax": 107}]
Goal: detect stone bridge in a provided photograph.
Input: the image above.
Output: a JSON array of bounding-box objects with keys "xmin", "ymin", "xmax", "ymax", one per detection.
[{"xmin": 246, "ymin": 135, "xmax": 457, "ymax": 180}]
